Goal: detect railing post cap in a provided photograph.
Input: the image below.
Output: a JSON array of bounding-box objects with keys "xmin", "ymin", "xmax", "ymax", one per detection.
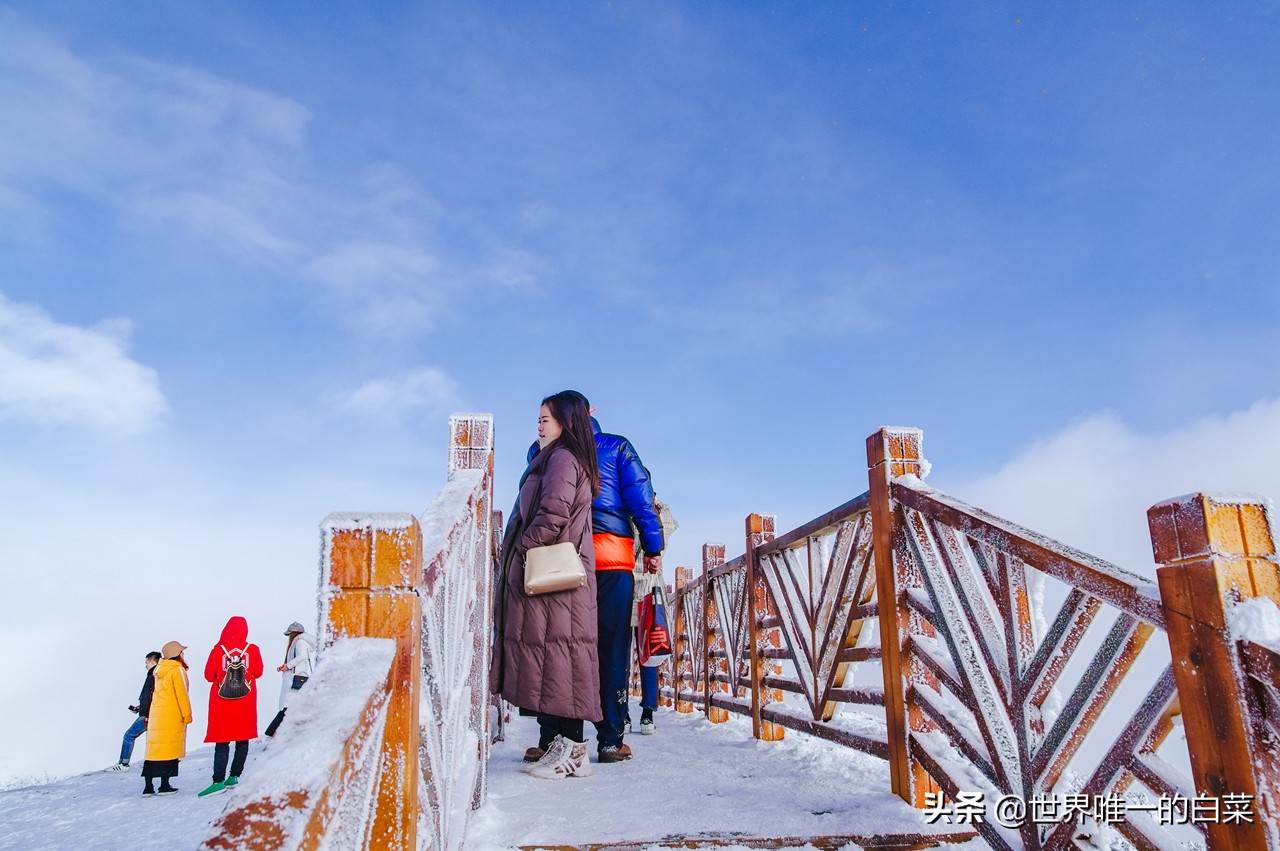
[
  {"xmin": 1147, "ymin": 492, "xmax": 1277, "ymax": 565},
  {"xmin": 867, "ymin": 427, "xmax": 923, "ymax": 467},
  {"xmin": 747, "ymin": 514, "xmax": 776, "ymax": 535}
]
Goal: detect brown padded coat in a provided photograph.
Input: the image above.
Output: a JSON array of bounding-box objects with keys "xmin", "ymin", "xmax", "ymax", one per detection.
[{"xmin": 491, "ymin": 443, "xmax": 602, "ymax": 722}]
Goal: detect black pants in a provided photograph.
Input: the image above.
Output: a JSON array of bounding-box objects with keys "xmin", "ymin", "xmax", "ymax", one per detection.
[
  {"xmin": 537, "ymin": 714, "xmax": 585, "ymax": 746},
  {"xmin": 265, "ymin": 708, "xmax": 287, "ymax": 737},
  {"xmin": 213, "ymin": 740, "xmax": 249, "ymax": 782},
  {"xmin": 142, "ymin": 758, "xmax": 178, "ymax": 791}
]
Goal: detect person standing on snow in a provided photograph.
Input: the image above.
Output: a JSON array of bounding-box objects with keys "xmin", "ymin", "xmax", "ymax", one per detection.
[
  {"xmin": 494, "ymin": 390, "xmax": 602, "ymax": 780},
  {"xmin": 141, "ymin": 641, "xmax": 192, "ymax": 796},
  {"xmin": 198, "ymin": 616, "xmax": 263, "ymax": 797},
  {"xmin": 522, "ymin": 397, "xmax": 665, "ymax": 765},
  {"xmin": 628, "ymin": 496, "xmax": 677, "ymax": 737},
  {"xmin": 264, "ymin": 621, "xmax": 315, "ymax": 738},
  {"xmin": 106, "ymin": 650, "xmax": 161, "ymax": 772}
]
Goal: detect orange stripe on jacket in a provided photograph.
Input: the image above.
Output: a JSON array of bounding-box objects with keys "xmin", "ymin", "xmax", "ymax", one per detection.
[{"xmin": 593, "ymin": 533, "xmax": 636, "ymax": 572}]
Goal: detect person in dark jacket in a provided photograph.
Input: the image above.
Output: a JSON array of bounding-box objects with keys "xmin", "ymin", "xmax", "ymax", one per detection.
[
  {"xmin": 524, "ymin": 403, "xmax": 664, "ymax": 763},
  {"xmin": 494, "ymin": 390, "xmax": 602, "ymax": 780},
  {"xmin": 106, "ymin": 651, "xmax": 162, "ymax": 772}
]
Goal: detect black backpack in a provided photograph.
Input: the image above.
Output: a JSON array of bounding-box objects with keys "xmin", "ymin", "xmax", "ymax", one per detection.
[{"xmin": 217, "ymin": 645, "xmax": 251, "ymax": 700}]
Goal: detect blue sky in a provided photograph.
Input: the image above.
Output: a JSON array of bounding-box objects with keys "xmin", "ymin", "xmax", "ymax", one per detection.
[{"xmin": 2, "ymin": 2, "xmax": 1279, "ymax": 782}]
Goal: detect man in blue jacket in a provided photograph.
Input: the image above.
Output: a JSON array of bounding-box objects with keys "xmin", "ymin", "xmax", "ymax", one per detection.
[{"xmin": 525, "ymin": 405, "xmax": 664, "ymax": 764}]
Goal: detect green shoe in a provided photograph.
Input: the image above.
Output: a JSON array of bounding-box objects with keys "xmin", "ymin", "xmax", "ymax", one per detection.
[
  {"xmin": 224, "ymin": 776, "xmax": 238, "ymax": 787},
  {"xmin": 197, "ymin": 781, "xmax": 227, "ymax": 797}
]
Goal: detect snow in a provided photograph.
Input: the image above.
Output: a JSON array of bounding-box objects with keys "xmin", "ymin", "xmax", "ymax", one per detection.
[
  {"xmin": 320, "ymin": 512, "xmax": 418, "ymax": 533},
  {"xmin": 465, "ymin": 709, "xmax": 955, "ymax": 849},
  {"xmin": 0, "ymin": 743, "xmax": 261, "ymax": 851},
  {"xmin": 1230, "ymin": 596, "xmax": 1280, "ymax": 653},
  {"xmin": 0, "ymin": 703, "xmax": 960, "ymax": 851},
  {"xmin": 421, "ymin": 469, "xmax": 485, "ymax": 553}
]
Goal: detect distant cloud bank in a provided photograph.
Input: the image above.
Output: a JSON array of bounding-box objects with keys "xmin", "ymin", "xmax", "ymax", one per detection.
[
  {"xmin": 0, "ymin": 292, "xmax": 166, "ymax": 434},
  {"xmin": 953, "ymin": 399, "xmax": 1280, "ymax": 575}
]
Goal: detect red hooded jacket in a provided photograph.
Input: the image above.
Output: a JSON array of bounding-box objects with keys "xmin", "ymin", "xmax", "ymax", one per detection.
[{"xmin": 204, "ymin": 616, "xmax": 264, "ymax": 743}]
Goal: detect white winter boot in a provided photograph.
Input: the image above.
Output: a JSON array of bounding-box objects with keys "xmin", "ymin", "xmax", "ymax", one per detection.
[
  {"xmin": 567, "ymin": 740, "xmax": 593, "ymax": 778},
  {"xmin": 527, "ymin": 735, "xmax": 593, "ymax": 780}
]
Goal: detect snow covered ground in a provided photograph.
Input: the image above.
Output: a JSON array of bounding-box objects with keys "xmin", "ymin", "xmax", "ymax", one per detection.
[
  {"xmin": 0, "ymin": 742, "xmax": 257, "ymax": 850},
  {"xmin": 0, "ymin": 708, "xmax": 971, "ymax": 850},
  {"xmin": 467, "ymin": 709, "xmax": 970, "ymax": 849}
]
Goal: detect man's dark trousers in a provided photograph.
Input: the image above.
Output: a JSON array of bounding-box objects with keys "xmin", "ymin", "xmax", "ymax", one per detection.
[{"xmin": 593, "ymin": 570, "xmax": 634, "ymax": 752}]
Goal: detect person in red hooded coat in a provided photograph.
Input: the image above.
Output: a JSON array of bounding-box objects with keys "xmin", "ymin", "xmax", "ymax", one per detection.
[{"xmin": 198, "ymin": 616, "xmax": 263, "ymax": 797}]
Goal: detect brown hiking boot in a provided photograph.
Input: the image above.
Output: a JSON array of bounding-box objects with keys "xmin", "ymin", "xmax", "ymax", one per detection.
[
  {"xmin": 597, "ymin": 743, "xmax": 632, "ymax": 763},
  {"xmin": 523, "ymin": 745, "xmax": 546, "ymax": 763}
]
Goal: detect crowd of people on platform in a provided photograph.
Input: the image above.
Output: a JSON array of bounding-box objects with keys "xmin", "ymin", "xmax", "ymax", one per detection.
[
  {"xmin": 107, "ymin": 619, "xmax": 314, "ymax": 798},
  {"xmin": 108, "ymin": 388, "xmax": 669, "ymax": 793}
]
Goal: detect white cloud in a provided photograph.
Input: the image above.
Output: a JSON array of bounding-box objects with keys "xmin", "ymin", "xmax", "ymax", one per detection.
[
  {"xmin": 340, "ymin": 367, "xmax": 462, "ymax": 424},
  {"xmin": 308, "ymin": 241, "xmax": 443, "ymax": 334},
  {"xmin": 0, "ymin": 293, "xmax": 166, "ymax": 434},
  {"xmin": 0, "ymin": 15, "xmax": 544, "ymax": 339},
  {"xmin": 948, "ymin": 398, "xmax": 1280, "ymax": 576}
]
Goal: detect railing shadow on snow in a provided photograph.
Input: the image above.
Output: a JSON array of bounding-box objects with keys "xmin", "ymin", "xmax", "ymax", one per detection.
[
  {"xmin": 201, "ymin": 413, "xmax": 498, "ymax": 851},
  {"xmin": 665, "ymin": 427, "xmax": 1280, "ymax": 851}
]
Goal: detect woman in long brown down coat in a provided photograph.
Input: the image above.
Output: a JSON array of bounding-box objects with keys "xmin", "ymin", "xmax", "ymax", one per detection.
[{"xmin": 492, "ymin": 389, "xmax": 601, "ymax": 780}]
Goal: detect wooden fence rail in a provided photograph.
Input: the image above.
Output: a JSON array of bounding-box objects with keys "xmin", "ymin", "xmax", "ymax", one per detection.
[{"xmin": 666, "ymin": 426, "xmax": 1280, "ymax": 851}]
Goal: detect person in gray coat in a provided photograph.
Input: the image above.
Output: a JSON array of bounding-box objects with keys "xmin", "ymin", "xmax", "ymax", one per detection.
[{"xmin": 492, "ymin": 390, "xmax": 602, "ymax": 780}]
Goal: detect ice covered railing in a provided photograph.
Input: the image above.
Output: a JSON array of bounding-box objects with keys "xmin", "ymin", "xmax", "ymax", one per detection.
[
  {"xmin": 201, "ymin": 413, "xmax": 497, "ymax": 851},
  {"xmin": 669, "ymin": 427, "xmax": 1280, "ymax": 851},
  {"xmin": 201, "ymin": 638, "xmax": 398, "ymax": 850}
]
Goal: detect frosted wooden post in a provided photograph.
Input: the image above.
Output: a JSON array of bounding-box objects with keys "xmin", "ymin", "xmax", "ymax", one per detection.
[
  {"xmin": 868, "ymin": 427, "xmax": 941, "ymax": 807},
  {"xmin": 447, "ymin": 413, "xmax": 495, "ymax": 809},
  {"xmin": 745, "ymin": 513, "xmax": 784, "ymax": 741},
  {"xmin": 674, "ymin": 566, "xmax": 696, "ymax": 713},
  {"xmin": 703, "ymin": 544, "xmax": 729, "ymax": 723},
  {"xmin": 1149, "ymin": 493, "xmax": 1280, "ymax": 850},
  {"xmin": 321, "ymin": 514, "xmax": 423, "ymax": 851}
]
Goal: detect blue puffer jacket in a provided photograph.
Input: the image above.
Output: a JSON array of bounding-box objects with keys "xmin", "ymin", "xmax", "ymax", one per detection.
[{"xmin": 526, "ymin": 419, "xmax": 665, "ymax": 555}]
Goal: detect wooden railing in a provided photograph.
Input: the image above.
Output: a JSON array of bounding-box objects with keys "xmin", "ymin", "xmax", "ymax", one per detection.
[
  {"xmin": 667, "ymin": 427, "xmax": 1280, "ymax": 851},
  {"xmin": 202, "ymin": 413, "xmax": 498, "ymax": 851},
  {"xmin": 201, "ymin": 637, "xmax": 398, "ymax": 850}
]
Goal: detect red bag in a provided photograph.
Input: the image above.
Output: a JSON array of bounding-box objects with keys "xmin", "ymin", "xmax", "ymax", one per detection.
[{"xmin": 636, "ymin": 584, "xmax": 673, "ymax": 667}]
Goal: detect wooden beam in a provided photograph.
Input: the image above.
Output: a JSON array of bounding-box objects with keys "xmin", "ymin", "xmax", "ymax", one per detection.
[{"xmin": 1149, "ymin": 493, "xmax": 1280, "ymax": 850}]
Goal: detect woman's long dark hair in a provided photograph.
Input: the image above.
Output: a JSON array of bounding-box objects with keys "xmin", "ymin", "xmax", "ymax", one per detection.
[{"xmin": 541, "ymin": 390, "xmax": 600, "ymax": 497}]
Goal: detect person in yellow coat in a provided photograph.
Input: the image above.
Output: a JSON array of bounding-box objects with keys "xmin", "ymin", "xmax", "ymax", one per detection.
[{"xmin": 142, "ymin": 640, "xmax": 193, "ymax": 796}]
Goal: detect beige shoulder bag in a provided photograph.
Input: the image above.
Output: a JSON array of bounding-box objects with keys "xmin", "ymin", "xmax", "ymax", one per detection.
[{"xmin": 524, "ymin": 541, "xmax": 586, "ymax": 595}]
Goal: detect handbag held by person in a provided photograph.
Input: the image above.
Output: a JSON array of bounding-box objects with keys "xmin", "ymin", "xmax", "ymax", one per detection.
[
  {"xmin": 291, "ymin": 675, "xmax": 309, "ymax": 690},
  {"xmin": 636, "ymin": 584, "xmax": 673, "ymax": 666},
  {"xmin": 524, "ymin": 542, "xmax": 586, "ymax": 595}
]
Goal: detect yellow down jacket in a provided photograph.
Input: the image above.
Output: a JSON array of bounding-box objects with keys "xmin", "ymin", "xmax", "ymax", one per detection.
[{"xmin": 145, "ymin": 659, "xmax": 192, "ymax": 762}]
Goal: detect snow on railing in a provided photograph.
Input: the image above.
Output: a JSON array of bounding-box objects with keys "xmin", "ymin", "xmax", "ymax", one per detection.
[
  {"xmin": 417, "ymin": 413, "xmax": 497, "ymax": 849},
  {"xmin": 670, "ymin": 427, "xmax": 1280, "ymax": 851},
  {"xmin": 201, "ymin": 637, "xmax": 397, "ymax": 850}
]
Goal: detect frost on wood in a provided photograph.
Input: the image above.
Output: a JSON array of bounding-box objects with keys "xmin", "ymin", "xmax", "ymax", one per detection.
[
  {"xmin": 201, "ymin": 638, "xmax": 396, "ymax": 851},
  {"xmin": 418, "ymin": 448, "xmax": 493, "ymax": 851},
  {"xmin": 889, "ymin": 482, "xmax": 1201, "ymax": 851}
]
